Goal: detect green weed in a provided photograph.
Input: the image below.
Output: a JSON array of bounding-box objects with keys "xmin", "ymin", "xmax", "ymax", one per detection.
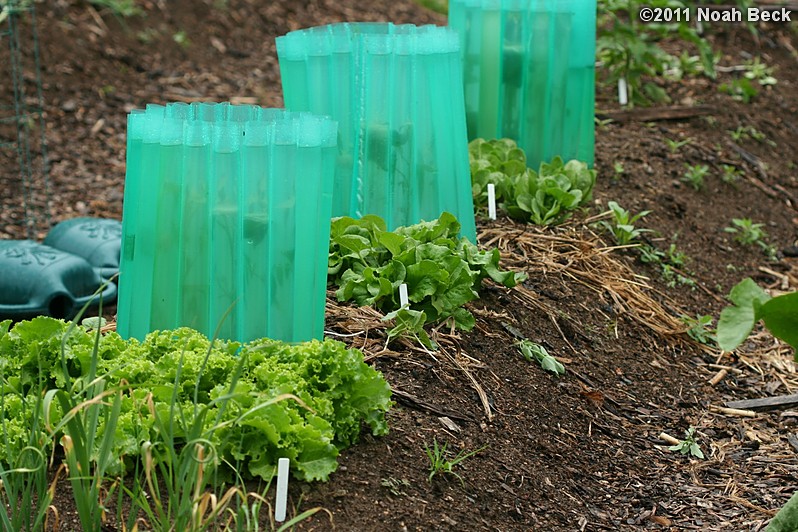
[
  {"xmin": 425, "ymin": 439, "xmax": 487, "ymax": 486},
  {"xmin": 720, "ymin": 78, "xmax": 758, "ymax": 103},
  {"xmin": 665, "ymin": 137, "xmax": 691, "ymax": 153},
  {"xmin": 669, "ymin": 427, "xmax": 704, "ymax": 459},
  {"xmin": 720, "ymin": 164, "xmax": 743, "ymax": 184},
  {"xmin": 681, "ymin": 164, "xmax": 709, "ymax": 191},
  {"xmin": 680, "ymin": 314, "xmax": 716, "ymax": 345},
  {"xmin": 724, "ymin": 218, "xmax": 777, "ymax": 260}
]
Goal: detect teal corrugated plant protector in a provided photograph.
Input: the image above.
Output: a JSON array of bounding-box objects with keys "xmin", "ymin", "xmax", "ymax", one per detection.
[
  {"xmin": 276, "ymin": 23, "xmax": 477, "ymax": 243},
  {"xmin": 117, "ymin": 103, "xmax": 337, "ymax": 343},
  {"xmin": 448, "ymin": 0, "xmax": 596, "ymax": 168}
]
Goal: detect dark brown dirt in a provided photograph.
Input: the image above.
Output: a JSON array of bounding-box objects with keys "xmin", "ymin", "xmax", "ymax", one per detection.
[{"xmin": 2, "ymin": 1, "xmax": 798, "ymax": 531}]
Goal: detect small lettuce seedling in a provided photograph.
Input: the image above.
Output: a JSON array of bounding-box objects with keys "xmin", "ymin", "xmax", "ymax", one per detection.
[
  {"xmin": 725, "ymin": 218, "xmax": 767, "ymax": 246},
  {"xmin": 724, "ymin": 218, "xmax": 777, "ymax": 260},
  {"xmin": 721, "ymin": 164, "xmax": 742, "ymax": 184},
  {"xmin": 517, "ymin": 340, "xmax": 565, "ymax": 376},
  {"xmin": 665, "ymin": 137, "xmax": 691, "ymax": 153},
  {"xmin": 382, "ymin": 308, "xmax": 435, "ymax": 350},
  {"xmin": 598, "ymin": 201, "xmax": 652, "ymax": 246}
]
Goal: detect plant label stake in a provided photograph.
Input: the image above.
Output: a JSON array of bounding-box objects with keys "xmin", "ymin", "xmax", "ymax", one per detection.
[
  {"xmin": 399, "ymin": 283, "xmax": 409, "ymax": 308},
  {"xmin": 618, "ymin": 78, "xmax": 628, "ymax": 106},
  {"xmin": 487, "ymin": 183, "xmax": 496, "ymax": 220},
  {"xmin": 275, "ymin": 457, "xmax": 289, "ymax": 522}
]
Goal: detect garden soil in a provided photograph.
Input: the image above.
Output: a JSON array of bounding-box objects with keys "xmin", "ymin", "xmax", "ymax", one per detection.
[{"xmin": 1, "ymin": 1, "xmax": 798, "ymax": 530}]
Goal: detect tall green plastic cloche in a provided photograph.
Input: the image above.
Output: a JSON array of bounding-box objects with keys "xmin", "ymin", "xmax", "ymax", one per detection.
[
  {"xmin": 448, "ymin": 0, "xmax": 596, "ymax": 168},
  {"xmin": 117, "ymin": 103, "xmax": 337, "ymax": 343},
  {"xmin": 277, "ymin": 22, "xmax": 477, "ymax": 242}
]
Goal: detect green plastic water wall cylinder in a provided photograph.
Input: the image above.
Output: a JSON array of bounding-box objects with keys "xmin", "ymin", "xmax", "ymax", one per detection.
[
  {"xmin": 276, "ymin": 23, "xmax": 477, "ymax": 242},
  {"xmin": 448, "ymin": 0, "xmax": 596, "ymax": 168},
  {"xmin": 117, "ymin": 103, "xmax": 337, "ymax": 343}
]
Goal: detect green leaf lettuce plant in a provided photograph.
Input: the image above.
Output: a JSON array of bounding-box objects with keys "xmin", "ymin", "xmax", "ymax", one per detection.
[
  {"xmin": 0, "ymin": 318, "xmax": 393, "ymax": 483},
  {"xmin": 328, "ymin": 212, "xmax": 525, "ymax": 332},
  {"xmin": 468, "ymin": 138, "xmax": 528, "ymax": 208}
]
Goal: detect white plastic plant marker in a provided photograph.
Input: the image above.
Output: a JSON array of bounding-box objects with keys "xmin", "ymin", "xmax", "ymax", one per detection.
[
  {"xmin": 487, "ymin": 183, "xmax": 496, "ymax": 220},
  {"xmin": 618, "ymin": 78, "xmax": 628, "ymax": 106},
  {"xmin": 399, "ymin": 283, "xmax": 409, "ymax": 308},
  {"xmin": 275, "ymin": 458, "xmax": 289, "ymax": 522}
]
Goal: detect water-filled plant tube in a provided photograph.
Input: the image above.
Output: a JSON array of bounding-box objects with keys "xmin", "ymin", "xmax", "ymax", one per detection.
[
  {"xmin": 448, "ymin": 0, "xmax": 596, "ymax": 168},
  {"xmin": 117, "ymin": 102, "xmax": 337, "ymax": 343},
  {"xmin": 277, "ymin": 22, "xmax": 477, "ymax": 242}
]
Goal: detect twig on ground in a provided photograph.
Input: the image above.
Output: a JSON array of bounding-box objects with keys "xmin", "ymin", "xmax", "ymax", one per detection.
[{"xmin": 709, "ymin": 405, "xmax": 758, "ymax": 418}]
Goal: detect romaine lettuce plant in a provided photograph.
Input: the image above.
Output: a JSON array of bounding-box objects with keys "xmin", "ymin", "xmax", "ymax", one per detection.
[
  {"xmin": 468, "ymin": 139, "xmax": 596, "ymax": 225},
  {"xmin": 468, "ymin": 138, "xmax": 528, "ymax": 207},
  {"xmin": 507, "ymin": 157, "xmax": 596, "ymax": 225}
]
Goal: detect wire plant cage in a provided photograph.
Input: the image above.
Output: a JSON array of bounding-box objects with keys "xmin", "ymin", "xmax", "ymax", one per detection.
[{"xmin": 0, "ymin": 0, "xmax": 50, "ymax": 240}]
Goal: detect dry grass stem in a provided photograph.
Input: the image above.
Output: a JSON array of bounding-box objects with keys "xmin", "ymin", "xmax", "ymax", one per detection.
[{"xmin": 480, "ymin": 222, "xmax": 691, "ymax": 339}]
